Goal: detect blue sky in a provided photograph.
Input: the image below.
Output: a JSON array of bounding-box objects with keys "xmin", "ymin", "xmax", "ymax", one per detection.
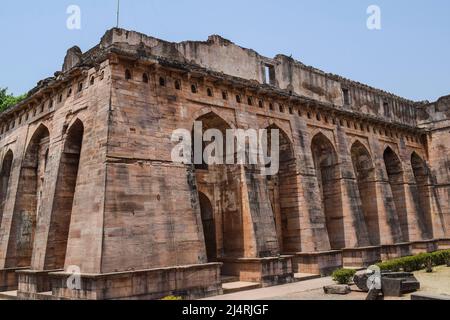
[{"xmin": 0, "ymin": 0, "xmax": 449, "ymax": 101}]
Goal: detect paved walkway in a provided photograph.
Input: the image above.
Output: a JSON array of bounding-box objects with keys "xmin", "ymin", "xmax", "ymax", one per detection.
[{"xmin": 204, "ymin": 276, "xmax": 351, "ymax": 300}]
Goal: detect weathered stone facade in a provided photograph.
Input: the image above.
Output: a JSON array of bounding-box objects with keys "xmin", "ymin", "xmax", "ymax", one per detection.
[{"xmin": 0, "ymin": 28, "xmax": 448, "ymax": 300}]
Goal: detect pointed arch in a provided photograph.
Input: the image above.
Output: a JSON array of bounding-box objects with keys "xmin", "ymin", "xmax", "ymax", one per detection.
[
  {"xmin": 383, "ymin": 146, "xmax": 408, "ymax": 242},
  {"xmin": 351, "ymin": 141, "xmax": 380, "ymax": 245},
  {"xmin": 45, "ymin": 119, "xmax": 84, "ymax": 270},
  {"xmin": 198, "ymin": 192, "xmax": 217, "ymax": 262},
  {"xmin": 311, "ymin": 133, "xmax": 344, "ymax": 249},
  {"xmin": 0, "ymin": 150, "xmax": 14, "ymax": 227},
  {"xmin": 411, "ymin": 152, "xmax": 433, "ymax": 239},
  {"xmin": 265, "ymin": 124, "xmax": 301, "ymax": 252},
  {"xmin": 6, "ymin": 124, "xmax": 50, "ymax": 268}
]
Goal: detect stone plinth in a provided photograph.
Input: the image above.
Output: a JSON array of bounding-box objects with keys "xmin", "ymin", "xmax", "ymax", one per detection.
[
  {"xmin": 380, "ymin": 243, "xmax": 412, "ymax": 261},
  {"xmin": 0, "ymin": 267, "xmax": 29, "ymax": 292},
  {"xmin": 410, "ymin": 239, "xmax": 439, "ymax": 255},
  {"xmin": 438, "ymin": 238, "xmax": 450, "ymax": 250},
  {"xmin": 342, "ymin": 246, "xmax": 382, "ymax": 268},
  {"xmin": 291, "ymin": 251, "xmax": 343, "ymax": 276},
  {"xmin": 48, "ymin": 263, "xmax": 222, "ymax": 300},
  {"xmin": 17, "ymin": 269, "xmax": 63, "ymax": 299},
  {"xmin": 220, "ymin": 256, "xmax": 294, "ymax": 287}
]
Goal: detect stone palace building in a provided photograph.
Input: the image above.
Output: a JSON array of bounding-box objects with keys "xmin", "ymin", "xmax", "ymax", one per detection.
[{"xmin": 0, "ymin": 28, "xmax": 449, "ymax": 300}]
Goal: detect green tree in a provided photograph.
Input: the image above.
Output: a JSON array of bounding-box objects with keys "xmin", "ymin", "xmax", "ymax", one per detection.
[{"xmin": 0, "ymin": 87, "xmax": 26, "ymax": 113}]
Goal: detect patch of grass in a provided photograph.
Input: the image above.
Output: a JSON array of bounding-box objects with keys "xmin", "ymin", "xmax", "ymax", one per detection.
[{"xmin": 332, "ymin": 269, "xmax": 357, "ymax": 285}]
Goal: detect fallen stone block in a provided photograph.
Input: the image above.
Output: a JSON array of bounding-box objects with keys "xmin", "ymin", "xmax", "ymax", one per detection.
[{"xmin": 323, "ymin": 285, "xmax": 351, "ymax": 295}]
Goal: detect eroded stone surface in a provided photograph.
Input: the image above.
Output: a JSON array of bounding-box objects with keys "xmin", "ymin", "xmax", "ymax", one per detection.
[{"xmin": 0, "ymin": 28, "xmax": 448, "ymax": 300}]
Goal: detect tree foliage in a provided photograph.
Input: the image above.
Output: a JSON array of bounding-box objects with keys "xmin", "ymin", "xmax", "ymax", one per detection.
[{"xmin": 0, "ymin": 87, "xmax": 26, "ymax": 113}]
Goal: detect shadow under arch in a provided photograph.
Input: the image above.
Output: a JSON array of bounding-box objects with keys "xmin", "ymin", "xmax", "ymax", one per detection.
[
  {"xmin": 383, "ymin": 146, "xmax": 409, "ymax": 242},
  {"xmin": 265, "ymin": 124, "xmax": 301, "ymax": 252},
  {"xmin": 192, "ymin": 112, "xmax": 245, "ymax": 261},
  {"xmin": 198, "ymin": 192, "xmax": 217, "ymax": 262},
  {"xmin": 311, "ymin": 133, "xmax": 345, "ymax": 250},
  {"xmin": 0, "ymin": 150, "xmax": 14, "ymax": 227},
  {"xmin": 6, "ymin": 124, "xmax": 50, "ymax": 268},
  {"xmin": 44, "ymin": 119, "xmax": 85, "ymax": 270},
  {"xmin": 350, "ymin": 141, "xmax": 380, "ymax": 245},
  {"xmin": 411, "ymin": 152, "xmax": 433, "ymax": 239}
]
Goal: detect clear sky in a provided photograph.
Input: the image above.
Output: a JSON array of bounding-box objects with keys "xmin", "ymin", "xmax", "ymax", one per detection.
[{"xmin": 0, "ymin": 0, "xmax": 449, "ymax": 101}]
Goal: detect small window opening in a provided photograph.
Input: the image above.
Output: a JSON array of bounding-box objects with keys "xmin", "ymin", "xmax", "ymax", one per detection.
[
  {"xmin": 263, "ymin": 64, "xmax": 275, "ymax": 85},
  {"xmin": 78, "ymin": 82, "xmax": 83, "ymax": 92},
  {"xmin": 191, "ymin": 84, "xmax": 197, "ymax": 94},
  {"xmin": 58, "ymin": 94, "xmax": 63, "ymax": 103},
  {"xmin": 207, "ymin": 88, "xmax": 213, "ymax": 97},
  {"xmin": 342, "ymin": 88, "xmax": 350, "ymax": 105},
  {"xmin": 90, "ymin": 76, "xmax": 95, "ymax": 85},
  {"xmin": 247, "ymin": 97, "xmax": 253, "ymax": 106},
  {"xmin": 289, "ymin": 107, "xmax": 293, "ymax": 115},
  {"xmin": 269, "ymin": 103, "xmax": 274, "ymax": 111},
  {"xmin": 125, "ymin": 69, "xmax": 132, "ymax": 80},
  {"xmin": 222, "ymin": 91, "xmax": 228, "ymax": 100},
  {"xmin": 67, "ymin": 87, "xmax": 72, "ymax": 97},
  {"xmin": 159, "ymin": 77, "xmax": 166, "ymax": 87},
  {"xmin": 175, "ymin": 80, "xmax": 181, "ymax": 90},
  {"xmin": 258, "ymin": 100, "xmax": 264, "ymax": 108},
  {"xmin": 143, "ymin": 73, "xmax": 149, "ymax": 83},
  {"xmin": 279, "ymin": 104, "xmax": 285, "ymax": 113},
  {"xmin": 236, "ymin": 95, "xmax": 241, "ymax": 103}
]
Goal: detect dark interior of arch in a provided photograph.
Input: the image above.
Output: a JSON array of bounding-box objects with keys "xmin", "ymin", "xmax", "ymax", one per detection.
[
  {"xmin": 0, "ymin": 150, "xmax": 14, "ymax": 227},
  {"xmin": 266, "ymin": 125, "xmax": 301, "ymax": 252},
  {"xmin": 45, "ymin": 120, "xmax": 84, "ymax": 270},
  {"xmin": 351, "ymin": 142, "xmax": 380, "ymax": 245},
  {"xmin": 6, "ymin": 125, "xmax": 50, "ymax": 268},
  {"xmin": 411, "ymin": 152, "xmax": 433, "ymax": 239},
  {"xmin": 383, "ymin": 147, "xmax": 409, "ymax": 242},
  {"xmin": 311, "ymin": 134, "xmax": 345, "ymax": 250}
]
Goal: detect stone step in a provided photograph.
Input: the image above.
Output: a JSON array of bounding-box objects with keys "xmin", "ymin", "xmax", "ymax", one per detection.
[
  {"xmin": 222, "ymin": 281, "xmax": 261, "ymax": 295},
  {"xmin": 221, "ymin": 275, "xmax": 240, "ymax": 284},
  {"xmin": 294, "ymin": 273, "xmax": 321, "ymax": 282},
  {"xmin": 0, "ymin": 290, "xmax": 18, "ymax": 300}
]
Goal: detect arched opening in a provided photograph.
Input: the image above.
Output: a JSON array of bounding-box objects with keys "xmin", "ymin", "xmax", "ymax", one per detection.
[
  {"xmin": 6, "ymin": 125, "xmax": 50, "ymax": 268},
  {"xmin": 193, "ymin": 113, "xmax": 244, "ymax": 259},
  {"xmin": 266, "ymin": 125, "xmax": 300, "ymax": 252},
  {"xmin": 351, "ymin": 142, "xmax": 380, "ymax": 245},
  {"xmin": 311, "ymin": 133, "xmax": 345, "ymax": 250},
  {"xmin": 45, "ymin": 120, "xmax": 84, "ymax": 269},
  {"xmin": 411, "ymin": 152, "xmax": 433, "ymax": 239},
  {"xmin": 125, "ymin": 69, "xmax": 132, "ymax": 80},
  {"xmin": 199, "ymin": 192, "xmax": 217, "ymax": 262},
  {"xmin": 0, "ymin": 150, "xmax": 14, "ymax": 227},
  {"xmin": 383, "ymin": 147, "xmax": 408, "ymax": 242}
]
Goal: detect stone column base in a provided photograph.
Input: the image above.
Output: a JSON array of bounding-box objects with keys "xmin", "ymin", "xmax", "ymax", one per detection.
[
  {"xmin": 437, "ymin": 238, "xmax": 450, "ymax": 250},
  {"xmin": 410, "ymin": 240, "xmax": 439, "ymax": 255},
  {"xmin": 342, "ymin": 246, "xmax": 382, "ymax": 268},
  {"xmin": 0, "ymin": 267, "xmax": 29, "ymax": 292},
  {"xmin": 17, "ymin": 269, "xmax": 63, "ymax": 299},
  {"xmin": 219, "ymin": 256, "xmax": 294, "ymax": 287},
  {"xmin": 48, "ymin": 263, "xmax": 223, "ymax": 300},
  {"xmin": 380, "ymin": 243, "xmax": 412, "ymax": 261},
  {"xmin": 290, "ymin": 251, "xmax": 343, "ymax": 276}
]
